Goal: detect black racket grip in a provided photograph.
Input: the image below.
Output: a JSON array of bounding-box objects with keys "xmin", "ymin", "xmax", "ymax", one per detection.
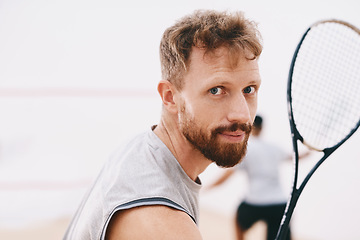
[{"xmin": 275, "ymin": 191, "xmax": 300, "ymax": 240}]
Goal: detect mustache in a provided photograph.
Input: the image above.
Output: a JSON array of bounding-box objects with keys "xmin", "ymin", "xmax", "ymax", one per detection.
[{"xmin": 213, "ymin": 122, "xmax": 252, "ymax": 135}]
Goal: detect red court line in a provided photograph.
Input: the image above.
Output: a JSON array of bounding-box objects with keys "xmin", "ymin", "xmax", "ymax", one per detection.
[
  {"xmin": 0, "ymin": 179, "xmax": 93, "ymax": 191},
  {"xmin": 0, "ymin": 88, "xmax": 157, "ymax": 98}
]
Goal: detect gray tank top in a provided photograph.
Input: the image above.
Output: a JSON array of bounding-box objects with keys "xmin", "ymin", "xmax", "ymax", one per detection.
[{"xmin": 64, "ymin": 128, "xmax": 201, "ymax": 240}]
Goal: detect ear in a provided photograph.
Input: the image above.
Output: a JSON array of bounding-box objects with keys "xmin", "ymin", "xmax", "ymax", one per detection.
[{"xmin": 157, "ymin": 80, "xmax": 179, "ymax": 114}]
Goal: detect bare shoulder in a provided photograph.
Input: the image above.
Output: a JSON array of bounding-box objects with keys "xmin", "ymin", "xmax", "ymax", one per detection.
[{"xmin": 105, "ymin": 205, "xmax": 202, "ymax": 240}]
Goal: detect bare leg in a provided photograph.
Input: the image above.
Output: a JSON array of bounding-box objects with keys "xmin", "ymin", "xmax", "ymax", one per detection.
[{"xmin": 235, "ymin": 219, "xmax": 245, "ymax": 240}]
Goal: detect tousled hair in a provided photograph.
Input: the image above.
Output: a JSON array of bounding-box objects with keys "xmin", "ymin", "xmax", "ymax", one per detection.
[{"xmin": 159, "ymin": 10, "xmax": 263, "ymax": 89}]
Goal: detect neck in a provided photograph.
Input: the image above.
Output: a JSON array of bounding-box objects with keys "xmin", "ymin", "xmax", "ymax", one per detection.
[{"xmin": 153, "ymin": 117, "xmax": 212, "ymax": 182}]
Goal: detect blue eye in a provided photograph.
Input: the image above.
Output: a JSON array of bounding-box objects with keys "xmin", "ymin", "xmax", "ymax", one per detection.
[
  {"xmin": 209, "ymin": 87, "xmax": 225, "ymax": 96},
  {"xmin": 210, "ymin": 88, "xmax": 219, "ymax": 95},
  {"xmin": 243, "ymin": 86, "xmax": 255, "ymax": 94}
]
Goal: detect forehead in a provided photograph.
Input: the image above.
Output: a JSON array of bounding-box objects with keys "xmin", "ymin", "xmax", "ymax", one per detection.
[{"xmin": 183, "ymin": 46, "xmax": 260, "ymax": 88}]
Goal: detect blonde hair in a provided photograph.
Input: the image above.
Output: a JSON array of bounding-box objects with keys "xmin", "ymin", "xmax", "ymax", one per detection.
[{"xmin": 159, "ymin": 10, "xmax": 263, "ymax": 89}]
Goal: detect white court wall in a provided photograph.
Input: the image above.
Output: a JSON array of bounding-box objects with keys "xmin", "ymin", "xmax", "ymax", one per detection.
[{"xmin": 1, "ymin": 1, "xmax": 360, "ymax": 239}]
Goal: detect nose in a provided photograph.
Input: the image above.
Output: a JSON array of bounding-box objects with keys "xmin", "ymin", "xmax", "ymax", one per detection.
[{"xmin": 226, "ymin": 93, "xmax": 252, "ymax": 124}]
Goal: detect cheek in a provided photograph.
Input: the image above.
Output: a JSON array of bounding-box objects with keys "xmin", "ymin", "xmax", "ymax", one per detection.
[
  {"xmin": 248, "ymin": 98, "xmax": 258, "ymax": 120},
  {"xmin": 183, "ymin": 102, "xmax": 210, "ymax": 126},
  {"xmin": 181, "ymin": 96, "xmax": 200, "ymax": 116},
  {"xmin": 178, "ymin": 99, "xmax": 194, "ymax": 122}
]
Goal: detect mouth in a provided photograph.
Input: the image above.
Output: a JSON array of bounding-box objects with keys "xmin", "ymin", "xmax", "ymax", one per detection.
[
  {"xmin": 218, "ymin": 131, "xmax": 246, "ymax": 143},
  {"xmin": 213, "ymin": 122, "xmax": 252, "ymax": 143}
]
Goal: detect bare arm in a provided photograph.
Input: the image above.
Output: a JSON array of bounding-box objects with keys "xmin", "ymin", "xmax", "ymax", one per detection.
[
  {"xmin": 105, "ymin": 205, "xmax": 202, "ymax": 240},
  {"xmin": 286, "ymin": 150, "xmax": 312, "ymax": 161},
  {"xmin": 208, "ymin": 169, "xmax": 236, "ymax": 189}
]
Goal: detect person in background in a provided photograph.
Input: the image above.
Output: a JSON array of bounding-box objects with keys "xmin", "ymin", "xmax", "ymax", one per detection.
[
  {"xmin": 208, "ymin": 115, "xmax": 309, "ymax": 240},
  {"xmin": 64, "ymin": 10, "xmax": 263, "ymax": 240}
]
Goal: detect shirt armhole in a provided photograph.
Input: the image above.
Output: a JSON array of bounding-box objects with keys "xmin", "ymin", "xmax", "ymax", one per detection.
[{"xmin": 100, "ymin": 197, "xmax": 196, "ymax": 240}]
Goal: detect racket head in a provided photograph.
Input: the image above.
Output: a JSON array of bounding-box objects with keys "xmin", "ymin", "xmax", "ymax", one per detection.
[{"xmin": 288, "ymin": 19, "xmax": 360, "ymax": 152}]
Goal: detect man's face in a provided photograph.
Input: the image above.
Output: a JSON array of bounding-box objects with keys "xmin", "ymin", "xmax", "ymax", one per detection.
[{"xmin": 177, "ymin": 47, "xmax": 261, "ymax": 167}]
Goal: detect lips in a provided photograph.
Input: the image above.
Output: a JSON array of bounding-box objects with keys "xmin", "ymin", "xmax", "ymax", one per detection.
[
  {"xmin": 222, "ymin": 131, "xmax": 245, "ymax": 136},
  {"xmin": 214, "ymin": 122, "xmax": 252, "ymax": 135},
  {"xmin": 218, "ymin": 131, "xmax": 245, "ymax": 142},
  {"xmin": 212, "ymin": 122, "xmax": 252, "ymax": 143}
]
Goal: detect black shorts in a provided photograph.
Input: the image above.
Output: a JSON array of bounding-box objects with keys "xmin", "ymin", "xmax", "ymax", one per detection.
[{"xmin": 236, "ymin": 201, "xmax": 291, "ymax": 240}]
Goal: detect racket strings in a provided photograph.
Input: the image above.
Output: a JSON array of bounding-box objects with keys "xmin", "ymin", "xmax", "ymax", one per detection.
[{"xmin": 291, "ymin": 21, "xmax": 360, "ymax": 150}]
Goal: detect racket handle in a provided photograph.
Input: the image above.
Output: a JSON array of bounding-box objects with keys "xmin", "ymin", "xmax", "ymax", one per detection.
[{"xmin": 275, "ymin": 191, "xmax": 300, "ymax": 240}]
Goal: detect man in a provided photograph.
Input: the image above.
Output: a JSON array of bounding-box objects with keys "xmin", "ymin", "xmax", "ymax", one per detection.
[
  {"xmin": 208, "ymin": 116, "xmax": 296, "ymax": 240},
  {"xmin": 64, "ymin": 9, "xmax": 262, "ymax": 240}
]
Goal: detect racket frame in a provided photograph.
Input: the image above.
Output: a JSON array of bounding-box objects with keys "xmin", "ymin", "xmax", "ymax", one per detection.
[{"xmin": 275, "ymin": 19, "xmax": 360, "ymax": 240}]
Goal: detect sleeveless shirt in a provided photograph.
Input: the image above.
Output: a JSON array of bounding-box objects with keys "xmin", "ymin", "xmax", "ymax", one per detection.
[{"xmin": 63, "ymin": 128, "xmax": 201, "ymax": 240}]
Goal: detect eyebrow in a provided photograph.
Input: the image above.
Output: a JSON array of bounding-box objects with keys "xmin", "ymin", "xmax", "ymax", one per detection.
[
  {"xmin": 248, "ymin": 79, "xmax": 262, "ymax": 85},
  {"xmin": 205, "ymin": 77, "xmax": 261, "ymax": 88}
]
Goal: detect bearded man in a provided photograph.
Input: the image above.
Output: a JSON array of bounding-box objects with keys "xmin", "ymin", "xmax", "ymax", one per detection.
[{"xmin": 64, "ymin": 9, "xmax": 262, "ymax": 240}]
